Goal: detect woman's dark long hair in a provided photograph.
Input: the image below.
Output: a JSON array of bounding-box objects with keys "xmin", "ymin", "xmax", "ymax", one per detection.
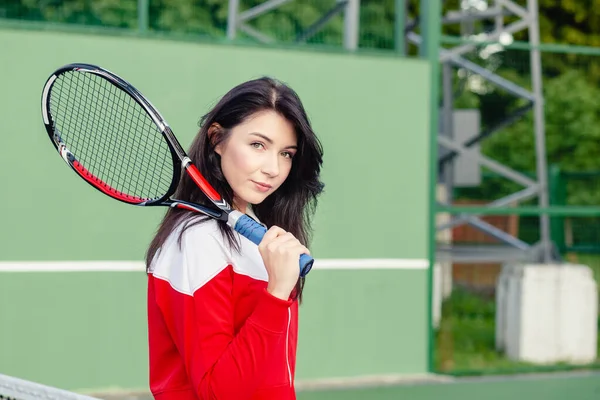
[{"xmin": 145, "ymin": 77, "xmax": 324, "ymax": 302}]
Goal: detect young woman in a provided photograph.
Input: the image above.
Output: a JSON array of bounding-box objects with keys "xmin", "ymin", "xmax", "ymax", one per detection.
[{"xmin": 145, "ymin": 77, "xmax": 324, "ymax": 400}]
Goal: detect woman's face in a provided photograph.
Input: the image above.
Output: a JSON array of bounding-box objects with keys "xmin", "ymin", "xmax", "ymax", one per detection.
[{"xmin": 215, "ymin": 110, "xmax": 298, "ymax": 213}]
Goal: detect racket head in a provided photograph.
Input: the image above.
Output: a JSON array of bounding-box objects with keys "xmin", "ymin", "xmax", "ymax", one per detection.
[{"xmin": 41, "ymin": 63, "xmax": 180, "ymax": 206}]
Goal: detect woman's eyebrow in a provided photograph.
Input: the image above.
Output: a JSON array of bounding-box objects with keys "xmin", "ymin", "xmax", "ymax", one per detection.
[{"xmin": 249, "ymin": 132, "xmax": 297, "ymax": 149}]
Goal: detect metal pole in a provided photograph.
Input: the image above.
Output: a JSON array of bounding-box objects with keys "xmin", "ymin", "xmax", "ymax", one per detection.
[
  {"xmin": 137, "ymin": 0, "xmax": 149, "ymax": 33},
  {"xmin": 342, "ymin": 0, "xmax": 360, "ymax": 51},
  {"xmin": 227, "ymin": 0, "xmax": 240, "ymax": 40},
  {"xmin": 421, "ymin": 0, "xmax": 442, "ymax": 375},
  {"xmin": 395, "ymin": 0, "xmax": 406, "ymax": 55},
  {"xmin": 442, "ymin": 61, "xmax": 454, "ymax": 204},
  {"xmin": 494, "ymin": 0, "xmax": 504, "ymax": 32},
  {"xmin": 528, "ymin": 0, "xmax": 552, "ymax": 262}
]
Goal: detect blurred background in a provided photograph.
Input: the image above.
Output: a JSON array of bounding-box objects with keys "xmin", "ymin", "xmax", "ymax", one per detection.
[{"xmin": 1, "ymin": 1, "xmax": 600, "ymax": 399}]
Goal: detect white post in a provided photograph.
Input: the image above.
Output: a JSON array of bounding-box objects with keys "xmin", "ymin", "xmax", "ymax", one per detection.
[
  {"xmin": 227, "ymin": 0, "xmax": 240, "ymax": 40},
  {"xmin": 342, "ymin": 0, "xmax": 360, "ymax": 51}
]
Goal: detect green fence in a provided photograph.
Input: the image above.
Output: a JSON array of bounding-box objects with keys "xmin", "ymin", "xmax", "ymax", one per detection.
[
  {"xmin": 0, "ymin": 0, "xmax": 416, "ymax": 52},
  {"xmin": 452, "ymin": 167, "xmax": 600, "ymax": 253},
  {"xmin": 433, "ymin": 32, "xmax": 600, "ymax": 375},
  {"xmin": 549, "ymin": 167, "xmax": 600, "ymax": 254},
  {"xmin": 431, "ymin": 19, "xmax": 600, "ymax": 383},
  {"xmin": 435, "ymin": 207, "xmax": 600, "ymax": 376}
]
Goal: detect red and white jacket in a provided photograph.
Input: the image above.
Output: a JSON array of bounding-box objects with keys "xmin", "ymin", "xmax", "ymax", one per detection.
[{"xmin": 147, "ymin": 213, "xmax": 298, "ymax": 400}]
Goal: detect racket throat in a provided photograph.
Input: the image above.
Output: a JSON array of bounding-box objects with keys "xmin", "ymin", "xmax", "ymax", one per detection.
[
  {"xmin": 170, "ymin": 200, "xmax": 228, "ymax": 221},
  {"xmin": 182, "ymin": 159, "xmax": 232, "ymax": 211}
]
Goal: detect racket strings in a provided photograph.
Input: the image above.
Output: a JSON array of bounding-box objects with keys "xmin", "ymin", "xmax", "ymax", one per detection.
[
  {"xmin": 48, "ymin": 71, "xmax": 174, "ymax": 201},
  {"xmin": 53, "ymin": 72, "xmax": 171, "ymax": 198}
]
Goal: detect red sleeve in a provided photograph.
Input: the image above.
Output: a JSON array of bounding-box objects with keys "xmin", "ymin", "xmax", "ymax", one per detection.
[{"xmin": 153, "ymin": 228, "xmax": 291, "ymax": 400}]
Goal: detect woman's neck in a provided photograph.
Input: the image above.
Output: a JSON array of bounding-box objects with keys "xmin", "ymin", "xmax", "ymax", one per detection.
[{"xmin": 233, "ymin": 197, "xmax": 248, "ymax": 214}]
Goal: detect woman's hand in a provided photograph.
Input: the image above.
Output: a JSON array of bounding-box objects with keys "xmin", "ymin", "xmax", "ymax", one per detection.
[{"xmin": 258, "ymin": 226, "xmax": 309, "ymax": 300}]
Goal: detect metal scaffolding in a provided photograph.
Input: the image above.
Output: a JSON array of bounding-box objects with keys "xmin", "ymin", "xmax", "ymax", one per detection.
[
  {"xmin": 406, "ymin": 0, "xmax": 552, "ymax": 264},
  {"xmin": 226, "ymin": 0, "xmax": 361, "ymax": 50}
]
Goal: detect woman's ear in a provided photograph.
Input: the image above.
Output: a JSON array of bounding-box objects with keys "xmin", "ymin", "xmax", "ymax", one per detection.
[{"xmin": 208, "ymin": 123, "xmax": 223, "ymax": 155}]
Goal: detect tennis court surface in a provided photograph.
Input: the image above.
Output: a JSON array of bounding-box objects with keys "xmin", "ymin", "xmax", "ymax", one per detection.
[{"xmin": 3, "ymin": 371, "xmax": 599, "ymax": 400}]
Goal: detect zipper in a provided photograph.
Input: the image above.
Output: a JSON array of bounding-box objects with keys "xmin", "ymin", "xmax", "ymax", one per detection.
[{"xmin": 286, "ymin": 308, "xmax": 292, "ymax": 386}]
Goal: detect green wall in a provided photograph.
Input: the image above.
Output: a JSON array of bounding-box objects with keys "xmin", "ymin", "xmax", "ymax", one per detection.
[
  {"xmin": 0, "ymin": 267, "xmax": 428, "ymax": 391},
  {"xmin": 0, "ymin": 28, "xmax": 431, "ymax": 261},
  {"xmin": 0, "ymin": 27, "xmax": 432, "ymax": 392},
  {"xmin": 0, "ymin": 271, "xmax": 146, "ymax": 390}
]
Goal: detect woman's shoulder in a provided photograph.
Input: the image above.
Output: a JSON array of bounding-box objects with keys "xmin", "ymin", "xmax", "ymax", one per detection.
[
  {"xmin": 172, "ymin": 217, "xmax": 234, "ymax": 259},
  {"xmin": 149, "ymin": 218, "xmax": 232, "ymax": 280},
  {"xmin": 149, "ymin": 215, "xmax": 268, "ymax": 290},
  {"xmin": 178, "ymin": 218, "xmax": 224, "ymax": 244}
]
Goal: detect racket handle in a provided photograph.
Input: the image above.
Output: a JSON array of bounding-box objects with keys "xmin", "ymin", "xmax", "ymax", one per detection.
[{"xmin": 233, "ymin": 213, "xmax": 314, "ymax": 277}]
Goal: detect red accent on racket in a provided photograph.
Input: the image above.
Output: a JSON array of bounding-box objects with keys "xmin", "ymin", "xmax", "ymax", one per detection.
[
  {"xmin": 185, "ymin": 164, "xmax": 222, "ymax": 203},
  {"xmin": 73, "ymin": 160, "xmax": 146, "ymax": 204}
]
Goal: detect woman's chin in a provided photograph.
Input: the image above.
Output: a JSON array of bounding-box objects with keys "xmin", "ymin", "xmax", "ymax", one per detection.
[{"xmin": 234, "ymin": 193, "xmax": 268, "ymax": 211}]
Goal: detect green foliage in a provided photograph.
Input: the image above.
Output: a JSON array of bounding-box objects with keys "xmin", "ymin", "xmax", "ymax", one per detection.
[
  {"xmin": 435, "ymin": 287, "xmax": 532, "ymax": 373},
  {"xmin": 2, "ymin": 0, "xmax": 599, "ymax": 52},
  {"xmin": 436, "ymin": 282, "xmax": 600, "ymax": 374},
  {"xmin": 248, "ymin": 0, "xmax": 344, "ymax": 45},
  {"xmin": 148, "ymin": 0, "xmax": 227, "ymax": 36},
  {"xmin": 478, "ymin": 70, "xmax": 600, "ymax": 205},
  {"xmin": 2, "ymin": 0, "xmax": 138, "ymax": 28},
  {"xmin": 485, "ymin": 70, "xmax": 600, "ymax": 172},
  {"xmin": 537, "ymin": 0, "xmax": 600, "ymax": 47}
]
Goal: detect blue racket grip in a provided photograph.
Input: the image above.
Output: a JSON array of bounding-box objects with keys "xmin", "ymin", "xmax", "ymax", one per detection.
[{"xmin": 233, "ymin": 213, "xmax": 314, "ymax": 277}]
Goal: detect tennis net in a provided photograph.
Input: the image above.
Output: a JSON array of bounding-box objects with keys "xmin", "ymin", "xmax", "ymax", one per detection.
[{"xmin": 0, "ymin": 373, "xmax": 102, "ymax": 400}]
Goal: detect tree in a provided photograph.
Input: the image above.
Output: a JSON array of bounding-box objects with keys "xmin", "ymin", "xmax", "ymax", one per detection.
[
  {"xmin": 456, "ymin": 70, "xmax": 600, "ymax": 205},
  {"xmin": 537, "ymin": 0, "xmax": 600, "ymax": 47}
]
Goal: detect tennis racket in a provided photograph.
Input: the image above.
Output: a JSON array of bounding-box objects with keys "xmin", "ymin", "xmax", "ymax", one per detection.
[{"xmin": 40, "ymin": 63, "xmax": 314, "ymax": 277}]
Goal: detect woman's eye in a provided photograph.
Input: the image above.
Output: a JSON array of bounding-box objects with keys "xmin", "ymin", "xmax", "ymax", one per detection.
[
  {"xmin": 281, "ymin": 151, "xmax": 294, "ymax": 159},
  {"xmin": 251, "ymin": 142, "xmax": 264, "ymax": 149}
]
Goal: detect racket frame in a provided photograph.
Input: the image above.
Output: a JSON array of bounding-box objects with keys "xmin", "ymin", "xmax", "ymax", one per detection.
[{"xmin": 41, "ymin": 63, "xmax": 228, "ymax": 221}]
